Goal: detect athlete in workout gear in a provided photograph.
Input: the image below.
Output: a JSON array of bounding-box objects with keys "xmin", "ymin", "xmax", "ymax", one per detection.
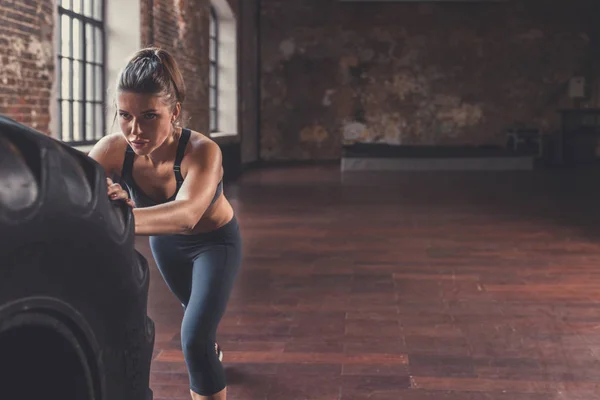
[{"xmin": 89, "ymin": 47, "xmax": 240, "ymax": 400}]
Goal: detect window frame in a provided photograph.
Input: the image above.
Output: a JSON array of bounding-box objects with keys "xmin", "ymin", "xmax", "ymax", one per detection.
[
  {"xmin": 57, "ymin": 0, "xmax": 106, "ymax": 145},
  {"xmin": 209, "ymin": 5, "xmax": 219, "ymax": 133}
]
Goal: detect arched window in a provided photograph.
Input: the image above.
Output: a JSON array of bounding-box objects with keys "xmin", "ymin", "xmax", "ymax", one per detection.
[
  {"xmin": 209, "ymin": 6, "xmax": 219, "ymax": 133},
  {"xmin": 209, "ymin": 0, "xmax": 237, "ymax": 138},
  {"xmin": 57, "ymin": 0, "xmax": 105, "ymax": 144}
]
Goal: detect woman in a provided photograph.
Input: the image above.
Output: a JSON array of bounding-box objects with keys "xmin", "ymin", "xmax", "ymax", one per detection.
[{"xmin": 88, "ymin": 47, "xmax": 241, "ymax": 400}]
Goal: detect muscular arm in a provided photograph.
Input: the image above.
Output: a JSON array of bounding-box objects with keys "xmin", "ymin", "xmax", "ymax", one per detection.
[
  {"xmin": 132, "ymin": 139, "xmax": 223, "ymax": 236},
  {"xmin": 87, "ymin": 134, "xmax": 122, "ymax": 177}
]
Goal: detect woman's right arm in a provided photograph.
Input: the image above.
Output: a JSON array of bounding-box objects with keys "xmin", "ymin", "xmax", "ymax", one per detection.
[{"xmin": 88, "ymin": 134, "xmax": 134, "ymax": 206}]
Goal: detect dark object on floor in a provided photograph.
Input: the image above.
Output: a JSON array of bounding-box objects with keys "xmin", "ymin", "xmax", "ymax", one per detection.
[
  {"xmin": 559, "ymin": 108, "xmax": 600, "ymax": 166},
  {"xmin": 0, "ymin": 115, "xmax": 155, "ymax": 400},
  {"xmin": 341, "ymin": 142, "xmax": 535, "ymax": 171},
  {"xmin": 505, "ymin": 127, "xmax": 541, "ymax": 155}
]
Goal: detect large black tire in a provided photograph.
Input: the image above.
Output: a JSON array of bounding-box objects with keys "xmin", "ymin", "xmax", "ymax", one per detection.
[{"xmin": 0, "ymin": 115, "xmax": 154, "ymax": 400}]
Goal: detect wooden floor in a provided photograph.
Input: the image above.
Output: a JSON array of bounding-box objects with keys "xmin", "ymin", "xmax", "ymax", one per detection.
[{"xmin": 138, "ymin": 165, "xmax": 600, "ymax": 400}]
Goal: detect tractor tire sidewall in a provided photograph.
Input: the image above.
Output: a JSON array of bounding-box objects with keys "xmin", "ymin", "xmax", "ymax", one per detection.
[{"xmin": 0, "ymin": 115, "xmax": 155, "ymax": 400}]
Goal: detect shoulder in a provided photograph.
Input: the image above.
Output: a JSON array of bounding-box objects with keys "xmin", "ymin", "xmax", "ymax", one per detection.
[
  {"xmin": 184, "ymin": 129, "xmax": 222, "ymax": 165},
  {"xmin": 87, "ymin": 132, "xmax": 129, "ymax": 175},
  {"xmin": 93, "ymin": 132, "xmax": 128, "ymax": 150}
]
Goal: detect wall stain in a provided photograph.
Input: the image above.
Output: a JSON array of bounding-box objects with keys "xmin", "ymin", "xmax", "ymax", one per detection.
[{"xmin": 260, "ymin": 0, "xmax": 599, "ymax": 160}]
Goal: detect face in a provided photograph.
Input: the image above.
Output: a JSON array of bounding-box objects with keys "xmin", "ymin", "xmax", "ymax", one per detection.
[{"xmin": 117, "ymin": 91, "xmax": 180, "ymax": 155}]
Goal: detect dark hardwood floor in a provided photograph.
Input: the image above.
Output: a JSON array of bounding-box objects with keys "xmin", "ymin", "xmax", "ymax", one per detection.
[{"xmin": 138, "ymin": 165, "xmax": 600, "ymax": 399}]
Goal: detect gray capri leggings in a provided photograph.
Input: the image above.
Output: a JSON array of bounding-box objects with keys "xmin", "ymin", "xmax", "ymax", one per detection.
[{"xmin": 148, "ymin": 216, "xmax": 242, "ymax": 396}]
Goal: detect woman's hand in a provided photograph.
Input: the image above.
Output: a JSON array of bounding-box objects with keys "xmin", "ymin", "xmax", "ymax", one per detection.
[{"xmin": 106, "ymin": 177, "xmax": 136, "ymax": 208}]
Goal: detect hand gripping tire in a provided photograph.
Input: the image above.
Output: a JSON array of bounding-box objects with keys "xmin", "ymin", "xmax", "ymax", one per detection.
[{"xmin": 0, "ymin": 115, "xmax": 155, "ymax": 400}]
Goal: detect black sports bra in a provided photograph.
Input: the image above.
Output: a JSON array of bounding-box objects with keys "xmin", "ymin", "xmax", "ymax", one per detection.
[{"xmin": 119, "ymin": 128, "xmax": 223, "ymax": 208}]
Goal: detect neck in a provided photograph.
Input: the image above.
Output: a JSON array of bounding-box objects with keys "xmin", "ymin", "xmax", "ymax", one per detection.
[{"xmin": 147, "ymin": 127, "xmax": 181, "ymax": 167}]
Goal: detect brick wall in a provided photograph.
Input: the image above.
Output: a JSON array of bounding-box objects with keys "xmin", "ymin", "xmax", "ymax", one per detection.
[
  {"xmin": 140, "ymin": 0, "xmax": 210, "ymax": 134},
  {"xmin": 0, "ymin": 0, "xmax": 54, "ymax": 134},
  {"xmin": 237, "ymin": 0, "xmax": 260, "ymax": 164},
  {"xmin": 1, "ymin": 0, "xmax": 243, "ymax": 156},
  {"xmin": 259, "ymin": 0, "xmax": 600, "ymax": 161}
]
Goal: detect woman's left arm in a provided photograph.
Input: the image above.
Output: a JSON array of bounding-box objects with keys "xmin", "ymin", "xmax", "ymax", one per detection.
[{"xmin": 132, "ymin": 140, "xmax": 223, "ymax": 235}]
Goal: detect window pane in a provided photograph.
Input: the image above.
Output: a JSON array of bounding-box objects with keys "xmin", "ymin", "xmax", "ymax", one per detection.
[
  {"xmin": 60, "ymin": 15, "xmax": 71, "ymax": 56},
  {"xmin": 73, "ymin": 61, "xmax": 82, "ymax": 100},
  {"xmin": 61, "ymin": 58, "xmax": 71, "ymax": 100},
  {"xmin": 95, "ymin": 65, "xmax": 103, "ymax": 101},
  {"xmin": 210, "ymin": 109, "xmax": 217, "ymax": 131},
  {"xmin": 94, "ymin": 27, "xmax": 103, "ymax": 62},
  {"xmin": 210, "ymin": 64, "xmax": 216, "ymax": 87},
  {"xmin": 72, "ymin": 0, "xmax": 81, "ymax": 14},
  {"xmin": 86, "ymin": 23, "xmax": 94, "ymax": 62},
  {"xmin": 83, "ymin": 0, "xmax": 93, "ymax": 17},
  {"xmin": 61, "ymin": 100, "xmax": 71, "ymax": 141},
  {"xmin": 73, "ymin": 19, "xmax": 82, "ymax": 60},
  {"xmin": 95, "ymin": 104, "xmax": 104, "ymax": 139},
  {"xmin": 210, "ymin": 9, "xmax": 217, "ymax": 37},
  {"xmin": 57, "ymin": 101, "xmax": 63, "ymax": 139},
  {"xmin": 85, "ymin": 102, "xmax": 94, "ymax": 136},
  {"xmin": 210, "ymin": 38, "xmax": 217, "ymax": 61},
  {"xmin": 94, "ymin": 0, "xmax": 103, "ymax": 20},
  {"xmin": 61, "ymin": 0, "xmax": 71, "ymax": 9},
  {"xmin": 73, "ymin": 101, "xmax": 82, "ymax": 141},
  {"xmin": 85, "ymin": 63, "xmax": 94, "ymax": 101},
  {"xmin": 210, "ymin": 87, "xmax": 216, "ymax": 109}
]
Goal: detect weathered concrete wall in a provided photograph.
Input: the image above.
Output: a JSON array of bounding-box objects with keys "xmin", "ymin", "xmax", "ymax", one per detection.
[
  {"xmin": 0, "ymin": 0, "xmax": 54, "ymax": 134},
  {"xmin": 141, "ymin": 0, "xmax": 210, "ymax": 133},
  {"xmin": 260, "ymin": 0, "xmax": 600, "ymax": 160}
]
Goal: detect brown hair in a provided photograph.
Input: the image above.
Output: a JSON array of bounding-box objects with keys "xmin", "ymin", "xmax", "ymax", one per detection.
[{"xmin": 115, "ymin": 47, "xmax": 186, "ymax": 125}]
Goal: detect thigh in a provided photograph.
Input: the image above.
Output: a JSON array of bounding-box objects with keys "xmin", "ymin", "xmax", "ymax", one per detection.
[
  {"xmin": 182, "ymin": 243, "xmax": 242, "ymax": 339},
  {"xmin": 149, "ymin": 236, "xmax": 194, "ymax": 306}
]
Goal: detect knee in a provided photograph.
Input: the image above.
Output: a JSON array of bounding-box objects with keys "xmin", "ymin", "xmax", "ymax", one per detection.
[
  {"xmin": 181, "ymin": 333, "xmax": 214, "ymax": 358},
  {"xmin": 180, "ymin": 308, "xmax": 218, "ymax": 355}
]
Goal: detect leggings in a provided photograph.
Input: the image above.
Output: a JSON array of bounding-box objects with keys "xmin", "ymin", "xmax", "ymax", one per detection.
[{"xmin": 149, "ymin": 215, "xmax": 242, "ymax": 396}]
